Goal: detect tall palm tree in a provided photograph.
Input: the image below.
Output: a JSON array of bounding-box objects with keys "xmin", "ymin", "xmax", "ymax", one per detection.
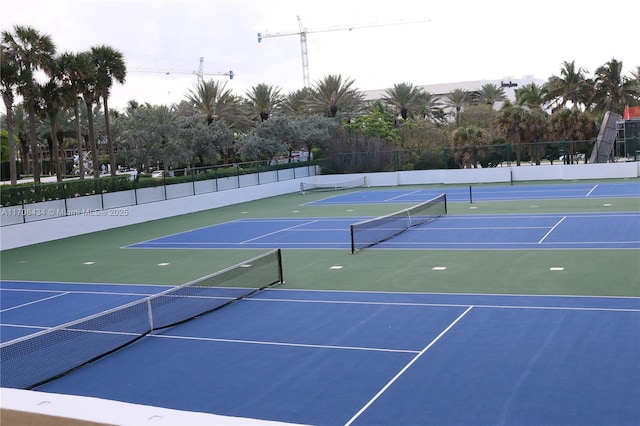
[
  {"xmin": 58, "ymin": 51, "xmax": 90, "ymax": 178},
  {"xmin": 544, "ymin": 60, "xmax": 590, "ymax": 110},
  {"xmin": 515, "ymin": 83, "xmax": 547, "ymax": 110},
  {"xmin": 0, "ymin": 41, "xmax": 20, "ymax": 184},
  {"xmin": 443, "ymin": 89, "xmax": 471, "ymax": 125},
  {"xmin": 382, "ymin": 82, "xmax": 425, "ymax": 121},
  {"xmin": 245, "ymin": 83, "xmax": 282, "ymax": 122},
  {"xmin": 92, "ymin": 45, "xmax": 126, "ymax": 176},
  {"xmin": 2, "ymin": 25, "xmax": 56, "ymax": 183},
  {"xmin": 40, "ymin": 77, "xmax": 67, "ymax": 181},
  {"xmin": 10, "ymin": 103, "xmax": 30, "ymax": 175},
  {"xmin": 76, "ymin": 50, "xmax": 101, "ymax": 178},
  {"xmin": 307, "ymin": 74, "xmax": 364, "ymax": 118},
  {"xmin": 591, "ymin": 58, "xmax": 640, "ymax": 115},
  {"xmin": 473, "ymin": 83, "xmax": 507, "ymax": 107}
]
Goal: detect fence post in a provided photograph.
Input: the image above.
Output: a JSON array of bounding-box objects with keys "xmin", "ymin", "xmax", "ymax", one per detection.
[{"xmin": 443, "ymin": 147, "xmax": 448, "ymax": 170}]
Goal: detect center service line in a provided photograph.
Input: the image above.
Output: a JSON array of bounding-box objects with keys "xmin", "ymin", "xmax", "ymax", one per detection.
[
  {"xmin": 344, "ymin": 305, "xmax": 474, "ymax": 426},
  {"xmin": 538, "ymin": 216, "xmax": 566, "ymax": 244}
]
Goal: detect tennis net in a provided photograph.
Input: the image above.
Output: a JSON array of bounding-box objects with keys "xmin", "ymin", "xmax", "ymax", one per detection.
[
  {"xmin": 300, "ymin": 176, "xmax": 367, "ymax": 193},
  {"xmin": 350, "ymin": 194, "xmax": 447, "ymax": 253},
  {"xmin": 0, "ymin": 249, "xmax": 284, "ymax": 390}
]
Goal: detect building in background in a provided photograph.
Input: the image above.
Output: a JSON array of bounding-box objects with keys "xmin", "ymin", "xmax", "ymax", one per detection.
[{"xmin": 363, "ymin": 76, "xmax": 545, "ymax": 111}]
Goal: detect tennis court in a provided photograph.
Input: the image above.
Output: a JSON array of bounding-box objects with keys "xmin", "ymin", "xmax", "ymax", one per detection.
[
  {"xmin": 305, "ymin": 181, "xmax": 640, "ymax": 205},
  {"xmin": 126, "ymin": 212, "xmax": 640, "ymax": 250},
  {"xmin": 1, "ymin": 179, "xmax": 639, "ymax": 425},
  {"xmin": 2, "ymin": 279, "xmax": 639, "ymax": 425}
]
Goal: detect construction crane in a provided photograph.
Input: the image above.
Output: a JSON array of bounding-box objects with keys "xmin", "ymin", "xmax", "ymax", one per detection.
[
  {"xmin": 258, "ymin": 16, "xmax": 430, "ymax": 87},
  {"xmin": 130, "ymin": 57, "xmax": 234, "ymax": 83}
]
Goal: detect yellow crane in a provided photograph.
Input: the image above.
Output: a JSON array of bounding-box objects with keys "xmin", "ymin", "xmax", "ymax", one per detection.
[{"xmin": 258, "ymin": 16, "xmax": 430, "ymax": 87}]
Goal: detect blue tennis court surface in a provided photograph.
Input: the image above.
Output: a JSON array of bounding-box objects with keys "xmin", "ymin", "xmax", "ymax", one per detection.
[
  {"xmin": 2, "ymin": 280, "xmax": 639, "ymax": 425},
  {"xmin": 306, "ymin": 181, "xmax": 640, "ymax": 205},
  {"xmin": 126, "ymin": 212, "xmax": 640, "ymax": 250}
]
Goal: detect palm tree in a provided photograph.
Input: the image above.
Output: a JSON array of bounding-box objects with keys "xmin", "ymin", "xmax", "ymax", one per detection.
[
  {"xmin": 0, "ymin": 41, "xmax": 20, "ymax": 184},
  {"xmin": 450, "ymin": 125, "xmax": 488, "ymax": 168},
  {"xmin": 420, "ymin": 91, "xmax": 443, "ymax": 123},
  {"xmin": 307, "ymin": 74, "xmax": 364, "ymax": 118},
  {"xmin": 40, "ymin": 77, "xmax": 67, "ymax": 181},
  {"xmin": 2, "ymin": 25, "xmax": 56, "ymax": 183},
  {"xmin": 515, "ymin": 83, "xmax": 547, "ymax": 110},
  {"xmin": 591, "ymin": 58, "xmax": 640, "ymax": 115},
  {"xmin": 382, "ymin": 82, "xmax": 425, "ymax": 121},
  {"xmin": 443, "ymin": 89, "xmax": 471, "ymax": 125},
  {"xmin": 548, "ymin": 108, "xmax": 597, "ymax": 163},
  {"xmin": 184, "ymin": 80, "xmax": 247, "ymax": 162},
  {"xmin": 58, "ymin": 51, "xmax": 91, "ymax": 178},
  {"xmin": 77, "ymin": 50, "xmax": 101, "ymax": 178},
  {"xmin": 92, "ymin": 45, "xmax": 126, "ymax": 176},
  {"xmin": 629, "ymin": 66, "xmax": 640, "ymax": 93},
  {"xmin": 495, "ymin": 101, "xmax": 548, "ymax": 165},
  {"xmin": 473, "ymin": 83, "xmax": 507, "ymax": 107},
  {"xmin": 184, "ymin": 79, "xmax": 235, "ymax": 125},
  {"xmin": 281, "ymin": 88, "xmax": 311, "ymax": 116},
  {"xmin": 245, "ymin": 83, "xmax": 282, "ymax": 122},
  {"xmin": 544, "ymin": 60, "xmax": 590, "ymax": 110}
]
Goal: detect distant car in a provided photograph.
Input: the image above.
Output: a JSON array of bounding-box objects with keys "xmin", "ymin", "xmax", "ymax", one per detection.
[
  {"xmin": 558, "ymin": 153, "xmax": 585, "ymax": 162},
  {"xmin": 151, "ymin": 170, "xmax": 172, "ymax": 178}
]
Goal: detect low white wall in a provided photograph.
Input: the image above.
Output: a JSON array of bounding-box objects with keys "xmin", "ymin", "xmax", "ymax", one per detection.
[
  {"xmin": 1, "ymin": 179, "xmax": 301, "ymax": 250},
  {"xmin": 1, "ymin": 162, "xmax": 637, "ymax": 250}
]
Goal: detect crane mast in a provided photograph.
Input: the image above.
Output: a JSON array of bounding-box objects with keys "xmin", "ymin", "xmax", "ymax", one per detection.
[{"xmin": 258, "ymin": 16, "xmax": 430, "ymax": 87}]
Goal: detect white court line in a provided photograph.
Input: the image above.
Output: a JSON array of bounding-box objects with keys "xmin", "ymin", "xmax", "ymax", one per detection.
[
  {"xmin": 0, "ymin": 292, "xmax": 69, "ymax": 313},
  {"xmin": 151, "ymin": 334, "xmax": 420, "ymax": 354},
  {"xmin": 344, "ymin": 306, "xmax": 474, "ymax": 426},
  {"xmin": 240, "ymin": 220, "xmax": 318, "ymax": 244},
  {"xmin": 538, "ymin": 216, "xmax": 566, "ymax": 244},
  {"xmin": 385, "ymin": 189, "xmax": 423, "ymax": 202},
  {"xmin": 247, "ymin": 297, "xmax": 640, "ymax": 313},
  {"xmin": 586, "ymin": 184, "xmax": 598, "ymax": 197}
]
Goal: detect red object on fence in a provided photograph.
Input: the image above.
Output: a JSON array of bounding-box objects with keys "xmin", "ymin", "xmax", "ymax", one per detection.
[{"xmin": 623, "ymin": 106, "xmax": 640, "ymax": 120}]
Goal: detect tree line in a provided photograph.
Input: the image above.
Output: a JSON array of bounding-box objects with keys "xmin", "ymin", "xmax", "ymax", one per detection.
[{"xmin": 2, "ymin": 24, "xmax": 639, "ymax": 185}]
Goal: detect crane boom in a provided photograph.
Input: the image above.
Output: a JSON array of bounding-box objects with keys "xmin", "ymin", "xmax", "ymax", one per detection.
[
  {"xmin": 130, "ymin": 57, "xmax": 234, "ymax": 82},
  {"xmin": 258, "ymin": 16, "xmax": 430, "ymax": 87}
]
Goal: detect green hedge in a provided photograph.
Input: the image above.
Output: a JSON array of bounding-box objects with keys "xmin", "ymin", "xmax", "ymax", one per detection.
[
  {"xmin": 0, "ymin": 160, "xmax": 318, "ymax": 207},
  {"xmin": 0, "ymin": 176, "xmax": 131, "ymax": 207}
]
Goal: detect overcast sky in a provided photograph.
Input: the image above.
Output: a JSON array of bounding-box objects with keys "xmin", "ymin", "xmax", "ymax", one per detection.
[{"xmin": 2, "ymin": 0, "xmax": 638, "ymax": 112}]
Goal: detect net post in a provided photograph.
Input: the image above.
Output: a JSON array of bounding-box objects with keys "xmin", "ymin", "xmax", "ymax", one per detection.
[
  {"xmin": 276, "ymin": 248, "xmax": 284, "ymax": 284},
  {"xmin": 444, "ymin": 193, "xmax": 448, "ymax": 213},
  {"xmin": 350, "ymin": 225, "xmax": 356, "ymax": 254},
  {"xmin": 147, "ymin": 298, "xmax": 154, "ymax": 332}
]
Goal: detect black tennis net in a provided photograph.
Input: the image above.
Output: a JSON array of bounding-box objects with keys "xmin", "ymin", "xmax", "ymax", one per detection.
[
  {"xmin": 0, "ymin": 249, "xmax": 284, "ymax": 390},
  {"xmin": 350, "ymin": 194, "xmax": 447, "ymax": 253}
]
